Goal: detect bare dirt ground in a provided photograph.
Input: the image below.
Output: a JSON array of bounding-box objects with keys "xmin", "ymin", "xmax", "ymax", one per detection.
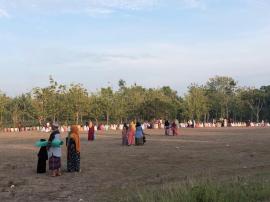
[{"xmin": 0, "ymin": 127, "xmax": 270, "ymax": 202}]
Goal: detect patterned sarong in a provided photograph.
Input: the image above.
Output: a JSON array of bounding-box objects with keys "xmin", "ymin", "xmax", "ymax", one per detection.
[{"xmin": 49, "ymin": 156, "xmax": 61, "ymax": 170}]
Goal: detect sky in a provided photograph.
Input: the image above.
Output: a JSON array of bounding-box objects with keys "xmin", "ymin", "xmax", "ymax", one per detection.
[{"xmin": 0, "ymin": 0, "xmax": 270, "ymax": 96}]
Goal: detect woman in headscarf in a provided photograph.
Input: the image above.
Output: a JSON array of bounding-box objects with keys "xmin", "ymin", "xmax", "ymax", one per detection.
[
  {"xmin": 47, "ymin": 122, "xmax": 62, "ymax": 177},
  {"xmin": 135, "ymin": 122, "xmax": 145, "ymax": 145},
  {"xmin": 128, "ymin": 121, "xmax": 136, "ymax": 146},
  {"xmin": 122, "ymin": 123, "xmax": 129, "ymax": 145},
  {"xmin": 37, "ymin": 139, "xmax": 48, "ymax": 174},
  {"xmin": 67, "ymin": 125, "xmax": 81, "ymax": 172},
  {"xmin": 88, "ymin": 121, "xmax": 95, "ymax": 141},
  {"xmin": 171, "ymin": 120, "xmax": 179, "ymax": 136}
]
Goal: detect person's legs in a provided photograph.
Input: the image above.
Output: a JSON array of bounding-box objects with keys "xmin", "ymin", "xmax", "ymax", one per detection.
[
  {"xmin": 56, "ymin": 169, "xmax": 61, "ymax": 176},
  {"xmin": 51, "ymin": 170, "xmax": 56, "ymax": 177}
]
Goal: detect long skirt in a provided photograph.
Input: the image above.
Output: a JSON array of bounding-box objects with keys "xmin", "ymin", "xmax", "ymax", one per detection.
[
  {"xmin": 67, "ymin": 142, "xmax": 80, "ymax": 172},
  {"xmin": 122, "ymin": 135, "xmax": 128, "ymax": 145},
  {"xmin": 135, "ymin": 137, "xmax": 144, "ymax": 145},
  {"xmin": 49, "ymin": 156, "xmax": 61, "ymax": 170},
  {"xmin": 128, "ymin": 131, "xmax": 135, "ymax": 145},
  {"xmin": 172, "ymin": 127, "xmax": 178, "ymax": 136},
  {"xmin": 88, "ymin": 132, "xmax": 94, "ymax": 141},
  {"xmin": 37, "ymin": 158, "xmax": 47, "ymax": 173}
]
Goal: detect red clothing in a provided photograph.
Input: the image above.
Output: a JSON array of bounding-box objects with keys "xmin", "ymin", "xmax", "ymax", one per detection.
[
  {"xmin": 128, "ymin": 129, "xmax": 135, "ymax": 145},
  {"xmin": 171, "ymin": 123, "xmax": 179, "ymax": 136},
  {"xmin": 88, "ymin": 126, "xmax": 95, "ymax": 141}
]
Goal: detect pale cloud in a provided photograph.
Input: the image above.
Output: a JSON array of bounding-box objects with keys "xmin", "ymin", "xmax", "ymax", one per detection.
[
  {"xmin": 183, "ymin": 0, "xmax": 201, "ymax": 8},
  {"xmin": 0, "ymin": 0, "xmax": 158, "ymax": 11},
  {"xmin": 0, "ymin": 0, "xmax": 204, "ymax": 16},
  {"xmin": 247, "ymin": 0, "xmax": 270, "ymax": 7},
  {"xmin": 0, "ymin": 8, "xmax": 9, "ymax": 18},
  {"xmin": 62, "ymin": 7, "xmax": 115, "ymax": 17}
]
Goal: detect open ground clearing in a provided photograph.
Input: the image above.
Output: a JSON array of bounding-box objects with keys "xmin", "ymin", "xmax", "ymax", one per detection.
[{"xmin": 0, "ymin": 128, "xmax": 270, "ymax": 201}]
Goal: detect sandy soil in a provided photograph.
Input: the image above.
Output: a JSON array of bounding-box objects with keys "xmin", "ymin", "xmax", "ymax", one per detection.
[{"xmin": 0, "ymin": 127, "xmax": 270, "ymax": 202}]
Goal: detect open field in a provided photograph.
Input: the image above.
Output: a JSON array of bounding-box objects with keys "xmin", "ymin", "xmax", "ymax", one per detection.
[{"xmin": 0, "ymin": 128, "xmax": 270, "ymax": 202}]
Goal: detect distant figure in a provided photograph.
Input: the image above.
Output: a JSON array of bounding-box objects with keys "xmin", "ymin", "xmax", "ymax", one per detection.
[
  {"xmin": 171, "ymin": 121, "xmax": 179, "ymax": 136},
  {"xmin": 164, "ymin": 120, "xmax": 170, "ymax": 136},
  {"xmin": 67, "ymin": 125, "xmax": 81, "ymax": 172},
  {"xmin": 18, "ymin": 122, "xmax": 22, "ymax": 132},
  {"xmin": 37, "ymin": 139, "xmax": 48, "ymax": 173},
  {"xmin": 246, "ymin": 120, "xmax": 251, "ymax": 127},
  {"xmin": 47, "ymin": 122, "xmax": 62, "ymax": 177},
  {"xmin": 122, "ymin": 123, "xmax": 129, "ymax": 145},
  {"xmin": 192, "ymin": 119, "xmax": 196, "ymax": 128},
  {"xmin": 175, "ymin": 119, "xmax": 180, "ymax": 128},
  {"xmin": 88, "ymin": 121, "xmax": 95, "ymax": 141},
  {"xmin": 128, "ymin": 121, "xmax": 136, "ymax": 146},
  {"xmin": 98, "ymin": 123, "xmax": 105, "ymax": 131},
  {"xmin": 135, "ymin": 122, "xmax": 145, "ymax": 146}
]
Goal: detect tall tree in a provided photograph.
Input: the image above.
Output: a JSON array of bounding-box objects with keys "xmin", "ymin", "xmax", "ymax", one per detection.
[
  {"xmin": 98, "ymin": 87, "xmax": 115, "ymax": 124},
  {"xmin": 67, "ymin": 84, "xmax": 89, "ymax": 124},
  {"xmin": 206, "ymin": 76, "xmax": 237, "ymax": 119},
  {"xmin": 241, "ymin": 88, "xmax": 265, "ymax": 122},
  {"xmin": 184, "ymin": 84, "xmax": 208, "ymax": 122},
  {"xmin": 0, "ymin": 92, "xmax": 9, "ymax": 127}
]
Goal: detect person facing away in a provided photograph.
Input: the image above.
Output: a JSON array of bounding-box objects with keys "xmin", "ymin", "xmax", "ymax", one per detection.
[
  {"xmin": 88, "ymin": 121, "xmax": 95, "ymax": 141},
  {"xmin": 67, "ymin": 125, "xmax": 81, "ymax": 172},
  {"xmin": 135, "ymin": 122, "xmax": 145, "ymax": 146},
  {"xmin": 47, "ymin": 122, "xmax": 62, "ymax": 177},
  {"xmin": 37, "ymin": 139, "xmax": 48, "ymax": 174},
  {"xmin": 128, "ymin": 121, "xmax": 136, "ymax": 146},
  {"xmin": 171, "ymin": 121, "xmax": 179, "ymax": 136},
  {"xmin": 122, "ymin": 123, "xmax": 129, "ymax": 145},
  {"xmin": 164, "ymin": 120, "xmax": 170, "ymax": 136}
]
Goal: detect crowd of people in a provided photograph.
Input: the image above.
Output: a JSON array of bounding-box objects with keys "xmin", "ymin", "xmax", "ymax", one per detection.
[
  {"xmin": 37, "ymin": 122, "xmax": 96, "ymax": 177},
  {"xmin": 121, "ymin": 122, "xmax": 146, "ymax": 146},
  {"xmin": 36, "ymin": 120, "xmax": 150, "ymax": 177},
  {"xmin": 9, "ymin": 117, "xmax": 269, "ymax": 177},
  {"xmin": 2, "ymin": 119, "xmax": 270, "ymax": 134}
]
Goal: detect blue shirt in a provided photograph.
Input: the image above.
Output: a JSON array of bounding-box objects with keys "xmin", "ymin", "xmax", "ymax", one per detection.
[{"xmin": 135, "ymin": 126, "xmax": 144, "ymax": 138}]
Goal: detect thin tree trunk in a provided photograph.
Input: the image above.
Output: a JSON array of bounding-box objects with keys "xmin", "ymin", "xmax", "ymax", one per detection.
[
  {"xmin": 76, "ymin": 112, "xmax": 79, "ymax": 125},
  {"xmin": 106, "ymin": 112, "xmax": 109, "ymax": 125}
]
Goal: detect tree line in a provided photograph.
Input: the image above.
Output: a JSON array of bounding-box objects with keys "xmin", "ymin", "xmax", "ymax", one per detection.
[{"xmin": 0, "ymin": 76, "xmax": 269, "ymax": 127}]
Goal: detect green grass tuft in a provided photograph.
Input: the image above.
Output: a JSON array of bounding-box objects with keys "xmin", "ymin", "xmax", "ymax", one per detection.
[{"xmin": 122, "ymin": 178, "xmax": 270, "ymax": 202}]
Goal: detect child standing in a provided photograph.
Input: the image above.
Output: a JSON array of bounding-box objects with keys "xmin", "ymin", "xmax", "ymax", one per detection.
[{"xmin": 37, "ymin": 139, "xmax": 48, "ymax": 173}]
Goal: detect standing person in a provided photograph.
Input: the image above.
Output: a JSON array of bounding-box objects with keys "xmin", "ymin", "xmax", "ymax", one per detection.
[
  {"xmin": 47, "ymin": 123, "xmax": 62, "ymax": 177},
  {"xmin": 175, "ymin": 119, "xmax": 180, "ymax": 129},
  {"xmin": 164, "ymin": 120, "xmax": 170, "ymax": 136},
  {"xmin": 37, "ymin": 139, "xmax": 48, "ymax": 173},
  {"xmin": 171, "ymin": 121, "xmax": 179, "ymax": 136},
  {"xmin": 67, "ymin": 125, "xmax": 81, "ymax": 172},
  {"xmin": 128, "ymin": 121, "xmax": 136, "ymax": 146},
  {"xmin": 122, "ymin": 123, "xmax": 129, "ymax": 145},
  {"xmin": 88, "ymin": 121, "xmax": 95, "ymax": 141},
  {"xmin": 135, "ymin": 122, "xmax": 145, "ymax": 145}
]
